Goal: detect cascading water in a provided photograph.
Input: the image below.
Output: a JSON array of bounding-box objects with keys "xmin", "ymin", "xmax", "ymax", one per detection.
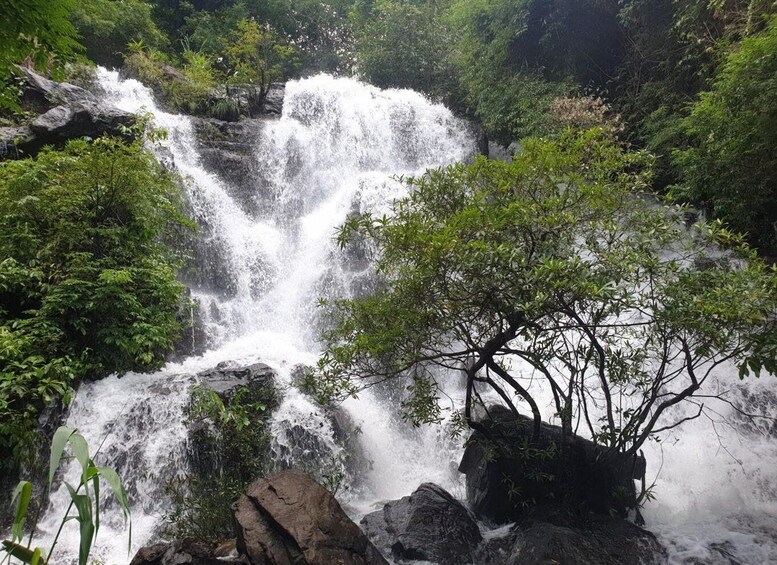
[
  {"xmin": 32, "ymin": 70, "xmax": 474, "ymax": 563},
  {"xmin": 28, "ymin": 69, "xmax": 777, "ymax": 565}
]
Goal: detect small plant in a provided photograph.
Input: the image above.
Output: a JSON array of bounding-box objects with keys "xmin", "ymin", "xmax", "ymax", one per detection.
[{"xmin": 2, "ymin": 426, "xmax": 131, "ymax": 565}]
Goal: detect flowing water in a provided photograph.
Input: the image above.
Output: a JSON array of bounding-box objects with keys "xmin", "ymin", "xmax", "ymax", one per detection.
[{"xmin": 29, "ymin": 70, "xmax": 777, "ymax": 564}]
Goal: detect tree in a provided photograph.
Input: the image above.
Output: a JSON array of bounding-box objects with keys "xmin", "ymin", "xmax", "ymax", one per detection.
[
  {"xmin": 1, "ymin": 0, "xmax": 82, "ymax": 111},
  {"xmin": 672, "ymin": 15, "xmax": 777, "ymax": 254},
  {"xmin": 353, "ymin": 0, "xmax": 458, "ymax": 99},
  {"xmin": 314, "ymin": 129, "xmax": 777, "ymax": 468},
  {"xmin": 225, "ymin": 18, "xmax": 300, "ymax": 97},
  {"xmin": 69, "ymin": 0, "xmax": 168, "ymax": 68}
]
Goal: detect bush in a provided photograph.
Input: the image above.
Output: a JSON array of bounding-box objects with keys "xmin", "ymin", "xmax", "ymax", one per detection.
[
  {"xmin": 164, "ymin": 382, "xmax": 279, "ymax": 542},
  {"xmin": 0, "ymin": 132, "xmax": 193, "ymax": 474},
  {"xmin": 672, "ymin": 15, "xmax": 777, "ymax": 253}
]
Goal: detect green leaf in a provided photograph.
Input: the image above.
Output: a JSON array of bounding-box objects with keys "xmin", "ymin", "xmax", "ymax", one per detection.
[
  {"xmin": 68, "ymin": 432, "xmax": 90, "ymax": 478},
  {"xmin": 65, "ymin": 482, "xmax": 94, "ymax": 565},
  {"xmin": 49, "ymin": 426, "xmax": 76, "ymax": 486},
  {"xmin": 10, "ymin": 480, "xmax": 32, "ymax": 541},
  {"xmin": 1, "ymin": 540, "xmax": 42, "ymax": 564}
]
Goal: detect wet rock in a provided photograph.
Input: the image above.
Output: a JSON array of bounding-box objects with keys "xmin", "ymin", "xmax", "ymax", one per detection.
[
  {"xmin": 187, "ymin": 362, "xmax": 277, "ymax": 478},
  {"xmin": 196, "ymin": 361, "xmax": 275, "ymax": 398},
  {"xmin": 360, "ymin": 483, "xmax": 482, "ymax": 564},
  {"xmin": 459, "ymin": 404, "xmax": 645, "ymax": 524},
  {"xmin": 262, "ymin": 83, "xmax": 285, "ymax": 115},
  {"xmin": 130, "ymin": 538, "xmax": 243, "ymax": 565},
  {"xmin": 233, "ymin": 469, "xmax": 389, "ymax": 565},
  {"xmin": 478, "ymin": 513, "xmax": 665, "ymax": 565}
]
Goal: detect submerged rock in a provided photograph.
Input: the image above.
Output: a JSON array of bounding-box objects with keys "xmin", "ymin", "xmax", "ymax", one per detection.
[
  {"xmin": 360, "ymin": 482, "xmax": 482, "ymax": 564},
  {"xmin": 233, "ymin": 469, "xmax": 389, "ymax": 565}
]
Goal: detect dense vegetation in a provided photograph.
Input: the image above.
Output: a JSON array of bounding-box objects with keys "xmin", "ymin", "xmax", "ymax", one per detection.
[
  {"xmin": 0, "ymin": 131, "xmax": 192, "ymax": 477},
  {"xmin": 5, "ymin": 0, "xmax": 770, "ymax": 253}
]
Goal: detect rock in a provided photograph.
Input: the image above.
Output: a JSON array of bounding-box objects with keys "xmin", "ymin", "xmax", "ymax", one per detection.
[
  {"xmin": 16, "ymin": 65, "xmax": 97, "ymax": 111},
  {"xmin": 130, "ymin": 538, "xmax": 244, "ymax": 565},
  {"xmin": 478, "ymin": 513, "xmax": 665, "ymax": 565},
  {"xmin": 1, "ymin": 100, "xmax": 136, "ymax": 159},
  {"xmin": 187, "ymin": 362, "xmax": 277, "ymax": 478},
  {"xmin": 459, "ymin": 404, "xmax": 645, "ymax": 524},
  {"xmin": 233, "ymin": 469, "xmax": 389, "ymax": 565},
  {"xmin": 360, "ymin": 483, "xmax": 482, "ymax": 564},
  {"xmin": 196, "ymin": 361, "xmax": 275, "ymax": 398},
  {"xmin": 262, "ymin": 83, "xmax": 285, "ymax": 115}
]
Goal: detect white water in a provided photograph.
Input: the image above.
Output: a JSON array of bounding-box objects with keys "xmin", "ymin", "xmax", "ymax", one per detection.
[{"xmin": 30, "ymin": 70, "xmax": 777, "ymax": 564}]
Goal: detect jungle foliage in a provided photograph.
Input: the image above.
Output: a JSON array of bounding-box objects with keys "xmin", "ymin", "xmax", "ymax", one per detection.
[{"xmin": 0, "ymin": 131, "xmax": 193, "ymax": 475}]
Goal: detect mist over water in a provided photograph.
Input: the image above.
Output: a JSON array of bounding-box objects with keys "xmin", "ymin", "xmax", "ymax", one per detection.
[{"xmin": 33, "ymin": 70, "xmax": 777, "ymax": 564}]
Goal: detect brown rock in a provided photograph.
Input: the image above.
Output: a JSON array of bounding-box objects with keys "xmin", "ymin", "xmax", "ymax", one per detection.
[{"xmin": 233, "ymin": 470, "xmax": 388, "ymax": 565}]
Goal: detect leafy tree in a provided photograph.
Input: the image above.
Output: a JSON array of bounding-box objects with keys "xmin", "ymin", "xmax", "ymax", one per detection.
[
  {"xmin": 314, "ymin": 129, "xmax": 777, "ymax": 469},
  {"xmin": 224, "ymin": 18, "xmax": 300, "ymax": 97},
  {"xmin": 672, "ymin": 15, "xmax": 777, "ymax": 254},
  {"xmin": 69, "ymin": 0, "xmax": 168, "ymax": 68},
  {"xmin": 1, "ymin": 0, "xmax": 82, "ymax": 112},
  {"xmin": 354, "ymin": 0, "xmax": 458, "ymax": 99},
  {"xmin": 0, "ymin": 132, "xmax": 193, "ymax": 475}
]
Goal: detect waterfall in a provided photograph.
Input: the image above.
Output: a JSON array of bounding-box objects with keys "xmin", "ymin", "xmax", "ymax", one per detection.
[
  {"xmin": 29, "ymin": 70, "xmax": 777, "ymax": 565},
  {"xmin": 32, "ymin": 70, "xmax": 474, "ymax": 564}
]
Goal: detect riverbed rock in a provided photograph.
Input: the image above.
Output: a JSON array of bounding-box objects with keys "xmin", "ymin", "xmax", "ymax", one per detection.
[
  {"xmin": 233, "ymin": 469, "xmax": 389, "ymax": 565},
  {"xmin": 360, "ymin": 483, "xmax": 482, "ymax": 564},
  {"xmin": 17, "ymin": 65, "xmax": 97, "ymax": 111},
  {"xmin": 459, "ymin": 404, "xmax": 646, "ymax": 524},
  {"xmin": 187, "ymin": 362, "xmax": 277, "ymax": 477},
  {"xmin": 129, "ymin": 538, "xmax": 243, "ymax": 565},
  {"xmin": 478, "ymin": 512, "xmax": 665, "ymax": 565}
]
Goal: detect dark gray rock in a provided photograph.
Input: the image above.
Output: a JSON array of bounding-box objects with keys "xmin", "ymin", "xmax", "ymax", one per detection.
[
  {"xmin": 360, "ymin": 483, "xmax": 482, "ymax": 564},
  {"xmin": 129, "ymin": 538, "xmax": 243, "ymax": 565},
  {"xmin": 459, "ymin": 405, "xmax": 645, "ymax": 524},
  {"xmin": 187, "ymin": 362, "xmax": 276, "ymax": 478},
  {"xmin": 196, "ymin": 361, "xmax": 275, "ymax": 398},
  {"xmin": 233, "ymin": 469, "xmax": 389, "ymax": 565},
  {"xmin": 262, "ymin": 83, "xmax": 285, "ymax": 115},
  {"xmin": 477, "ymin": 513, "xmax": 665, "ymax": 565},
  {"xmin": 1, "ymin": 100, "xmax": 136, "ymax": 158},
  {"xmin": 17, "ymin": 65, "xmax": 97, "ymax": 111}
]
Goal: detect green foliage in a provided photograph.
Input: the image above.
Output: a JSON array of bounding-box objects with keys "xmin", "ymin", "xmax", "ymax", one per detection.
[
  {"xmin": 317, "ymin": 129, "xmax": 777, "ymax": 462},
  {"xmin": 164, "ymin": 382, "xmax": 279, "ymax": 542},
  {"xmin": 0, "ymin": 133, "xmax": 193, "ymax": 476},
  {"xmin": 354, "ymin": 0, "xmax": 459, "ymax": 99},
  {"xmin": 224, "ymin": 18, "xmax": 300, "ymax": 97},
  {"xmin": 672, "ymin": 15, "xmax": 777, "ymax": 253},
  {"xmin": 69, "ymin": 0, "xmax": 168, "ymax": 68},
  {"xmin": 2, "ymin": 426, "xmax": 130, "ymax": 565},
  {"xmin": 0, "ymin": 0, "xmax": 82, "ymax": 112}
]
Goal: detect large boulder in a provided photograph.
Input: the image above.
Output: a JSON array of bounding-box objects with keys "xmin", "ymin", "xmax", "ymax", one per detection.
[
  {"xmin": 1, "ymin": 100, "xmax": 136, "ymax": 158},
  {"xmin": 16, "ymin": 65, "xmax": 97, "ymax": 111},
  {"xmin": 360, "ymin": 483, "xmax": 482, "ymax": 564},
  {"xmin": 459, "ymin": 405, "xmax": 646, "ymax": 524},
  {"xmin": 187, "ymin": 362, "xmax": 277, "ymax": 477},
  {"xmin": 233, "ymin": 470, "xmax": 389, "ymax": 565},
  {"xmin": 479, "ymin": 512, "xmax": 665, "ymax": 565},
  {"xmin": 0, "ymin": 67, "xmax": 136, "ymax": 159}
]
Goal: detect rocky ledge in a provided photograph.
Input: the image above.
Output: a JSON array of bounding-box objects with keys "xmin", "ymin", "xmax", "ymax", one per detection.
[{"xmin": 1, "ymin": 67, "xmax": 136, "ymax": 159}]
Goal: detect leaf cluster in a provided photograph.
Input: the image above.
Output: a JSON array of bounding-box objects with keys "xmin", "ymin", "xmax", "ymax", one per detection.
[{"xmin": 0, "ymin": 134, "xmax": 193, "ymax": 476}]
